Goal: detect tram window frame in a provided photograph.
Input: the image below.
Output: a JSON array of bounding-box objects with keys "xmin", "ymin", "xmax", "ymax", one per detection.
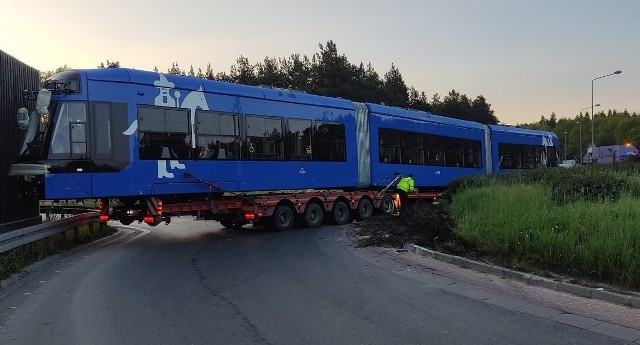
[
  {"xmin": 92, "ymin": 102, "xmax": 114, "ymax": 160},
  {"xmin": 49, "ymin": 102, "xmax": 89, "ymax": 160},
  {"xmin": 425, "ymin": 134, "xmax": 445, "ymax": 166},
  {"xmin": 314, "ymin": 122, "xmax": 346, "ymax": 162},
  {"xmin": 546, "ymin": 146, "xmax": 559, "ymax": 167},
  {"xmin": 379, "ymin": 128, "xmax": 402, "ymax": 163},
  {"xmin": 444, "ymin": 137, "xmax": 465, "ymax": 167},
  {"xmin": 138, "ymin": 105, "xmax": 191, "ymax": 160},
  {"xmin": 464, "ymin": 139, "xmax": 482, "ymax": 168},
  {"xmin": 286, "ymin": 118, "xmax": 312, "ymax": 161},
  {"xmin": 246, "ymin": 116, "xmax": 284, "ymax": 160},
  {"xmin": 499, "ymin": 143, "xmax": 515, "ymax": 169},
  {"xmin": 499, "ymin": 143, "xmax": 548, "ymax": 169},
  {"xmin": 196, "ymin": 111, "xmax": 241, "ymax": 160},
  {"xmin": 402, "ymin": 132, "xmax": 424, "ymax": 165}
]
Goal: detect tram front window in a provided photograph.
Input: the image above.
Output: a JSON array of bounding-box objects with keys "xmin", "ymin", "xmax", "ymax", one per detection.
[{"xmin": 17, "ymin": 102, "xmax": 57, "ymax": 160}]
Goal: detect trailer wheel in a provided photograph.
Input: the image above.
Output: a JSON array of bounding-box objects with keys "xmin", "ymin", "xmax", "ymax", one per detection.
[
  {"xmin": 120, "ymin": 218, "xmax": 133, "ymax": 226},
  {"xmin": 355, "ymin": 198, "xmax": 373, "ymax": 221},
  {"xmin": 304, "ymin": 203, "xmax": 324, "ymax": 228},
  {"xmin": 332, "ymin": 201, "xmax": 350, "ymax": 225},
  {"xmin": 379, "ymin": 195, "xmax": 395, "ymax": 214},
  {"xmin": 271, "ymin": 204, "xmax": 294, "ymax": 231}
]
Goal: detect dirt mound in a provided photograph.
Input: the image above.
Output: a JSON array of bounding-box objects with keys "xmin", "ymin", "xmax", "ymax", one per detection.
[{"xmin": 353, "ymin": 201, "xmax": 454, "ymax": 249}]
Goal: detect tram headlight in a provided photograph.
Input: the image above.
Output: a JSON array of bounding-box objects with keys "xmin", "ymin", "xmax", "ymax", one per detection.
[{"xmin": 17, "ymin": 108, "xmax": 29, "ymax": 129}]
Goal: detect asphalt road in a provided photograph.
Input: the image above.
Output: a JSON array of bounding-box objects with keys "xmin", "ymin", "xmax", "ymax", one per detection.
[{"xmin": 0, "ymin": 217, "xmax": 634, "ymax": 344}]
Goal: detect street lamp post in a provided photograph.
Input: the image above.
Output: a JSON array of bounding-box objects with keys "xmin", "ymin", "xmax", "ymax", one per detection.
[
  {"xmin": 591, "ymin": 70, "xmax": 622, "ymax": 151},
  {"xmin": 579, "ymin": 104, "xmax": 599, "ymax": 163},
  {"xmin": 564, "ymin": 131, "xmax": 568, "ymax": 161}
]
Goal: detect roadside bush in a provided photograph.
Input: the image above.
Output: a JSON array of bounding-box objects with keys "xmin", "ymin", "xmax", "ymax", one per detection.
[{"xmin": 447, "ymin": 165, "xmax": 640, "ymax": 205}]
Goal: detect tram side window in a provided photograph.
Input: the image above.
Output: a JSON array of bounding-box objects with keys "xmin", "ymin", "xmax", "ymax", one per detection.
[
  {"xmin": 402, "ymin": 132, "xmax": 425, "ymax": 165},
  {"xmin": 93, "ymin": 102, "xmax": 113, "ymax": 159},
  {"xmin": 196, "ymin": 111, "xmax": 240, "ymax": 160},
  {"xmin": 246, "ymin": 116, "xmax": 284, "ymax": 160},
  {"xmin": 379, "ymin": 128, "xmax": 402, "ymax": 163},
  {"xmin": 499, "ymin": 143, "xmax": 515, "ymax": 169},
  {"xmin": 500, "ymin": 143, "xmax": 546, "ymax": 169},
  {"xmin": 314, "ymin": 122, "xmax": 346, "ymax": 161},
  {"xmin": 425, "ymin": 135, "xmax": 445, "ymax": 166},
  {"xmin": 138, "ymin": 106, "xmax": 190, "ymax": 160},
  {"xmin": 287, "ymin": 119, "xmax": 312, "ymax": 160},
  {"xmin": 546, "ymin": 146, "xmax": 559, "ymax": 167},
  {"xmin": 444, "ymin": 138, "xmax": 465, "ymax": 167},
  {"xmin": 49, "ymin": 102, "xmax": 88, "ymax": 159},
  {"xmin": 522, "ymin": 145, "xmax": 536, "ymax": 169},
  {"xmin": 464, "ymin": 140, "xmax": 482, "ymax": 168}
]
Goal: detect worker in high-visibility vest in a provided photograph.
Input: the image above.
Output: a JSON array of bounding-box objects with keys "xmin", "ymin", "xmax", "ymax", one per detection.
[{"xmin": 396, "ymin": 174, "xmax": 415, "ymax": 209}]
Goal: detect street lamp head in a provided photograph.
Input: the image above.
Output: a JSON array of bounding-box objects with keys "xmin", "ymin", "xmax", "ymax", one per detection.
[
  {"xmin": 614, "ymin": 70, "xmax": 622, "ymax": 74},
  {"xmin": 595, "ymin": 104, "xmax": 601, "ymax": 107}
]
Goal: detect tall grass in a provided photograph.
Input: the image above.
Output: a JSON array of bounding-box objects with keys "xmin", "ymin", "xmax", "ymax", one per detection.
[{"xmin": 451, "ymin": 183, "xmax": 640, "ymax": 288}]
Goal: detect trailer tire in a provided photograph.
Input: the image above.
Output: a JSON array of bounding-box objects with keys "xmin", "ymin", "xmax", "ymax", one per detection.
[
  {"xmin": 304, "ymin": 203, "xmax": 324, "ymax": 228},
  {"xmin": 332, "ymin": 201, "xmax": 350, "ymax": 225},
  {"xmin": 379, "ymin": 195, "xmax": 395, "ymax": 214},
  {"xmin": 355, "ymin": 198, "xmax": 373, "ymax": 221},
  {"xmin": 271, "ymin": 204, "xmax": 294, "ymax": 231},
  {"xmin": 120, "ymin": 218, "xmax": 133, "ymax": 226}
]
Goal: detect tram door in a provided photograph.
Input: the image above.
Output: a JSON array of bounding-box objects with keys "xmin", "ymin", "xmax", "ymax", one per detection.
[{"xmin": 46, "ymin": 102, "xmax": 93, "ymax": 198}]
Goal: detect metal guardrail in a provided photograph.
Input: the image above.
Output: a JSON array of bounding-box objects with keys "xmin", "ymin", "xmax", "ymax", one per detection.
[{"xmin": 0, "ymin": 212, "xmax": 101, "ymax": 254}]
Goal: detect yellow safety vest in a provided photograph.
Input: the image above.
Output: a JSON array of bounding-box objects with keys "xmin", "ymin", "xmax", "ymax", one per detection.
[{"xmin": 397, "ymin": 177, "xmax": 414, "ymax": 192}]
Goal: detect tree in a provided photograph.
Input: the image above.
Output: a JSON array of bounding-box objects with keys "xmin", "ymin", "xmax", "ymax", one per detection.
[
  {"xmin": 39, "ymin": 65, "xmax": 70, "ymax": 85},
  {"xmin": 167, "ymin": 62, "xmax": 183, "ymax": 75},
  {"xmin": 310, "ymin": 40, "xmax": 355, "ymax": 98},
  {"xmin": 146, "ymin": 41, "xmax": 498, "ymax": 125},
  {"xmin": 204, "ymin": 63, "xmax": 215, "ymax": 80},
  {"xmin": 381, "ymin": 63, "xmax": 408, "ymax": 108},
  {"xmin": 255, "ymin": 56, "xmax": 287, "ymax": 88},
  {"xmin": 228, "ymin": 55, "xmax": 256, "ymax": 85},
  {"xmin": 361, "ymin": 62, "xmax": 384, "ymax": 104},
  {"xmin": 349, "ymin": 62, "xmax": 384, "ymax": 103},
  {"xmin": 471, "ymin": 95, "xmax": 499, "ymax": 124},
  {"xmin": 430, "ymin": 93, "xmax": 442, "ymax": 113},
  {"xmin": 281, "ymin": 53, "xmax": 312, "ymax": 91},
  {"xmin": 98, "ymin": 60, "xmax": 120, "ymax": 68},
  {"xmin": 408, "ymin": 87, "xmax": 430, "ymax": 112},
  {"xmin": 438, "ymin": 90, "xmax": 471, "ymax": 121},
  {"xmin": 548, "ymin": 113, "xmax": 557, "ymax": 129}
]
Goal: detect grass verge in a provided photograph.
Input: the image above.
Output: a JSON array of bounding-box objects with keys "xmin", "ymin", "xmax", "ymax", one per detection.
[
  {"xmin": 0, "ymin": 222, "xmax": 116, "ymax": 281},
  {"xmin": 451, "ymin": 182, "xmax": 640, "ymax": 289}
]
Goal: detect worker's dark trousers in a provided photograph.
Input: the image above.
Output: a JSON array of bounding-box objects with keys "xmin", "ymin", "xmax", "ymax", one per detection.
[{"xmin": 398, "ymin": 190, "xmax": 409, "ymax": 210}]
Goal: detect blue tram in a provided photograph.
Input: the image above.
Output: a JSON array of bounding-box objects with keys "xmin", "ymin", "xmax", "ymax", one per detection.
[{"xmin": 10, "ymin": 68, "xmax": 558, "ymax": 204}]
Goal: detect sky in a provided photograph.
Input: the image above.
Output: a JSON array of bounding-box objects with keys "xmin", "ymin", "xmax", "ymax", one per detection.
[{"xmin": 1, "ymin": 0, "xmax": 638, "ymax": 125}]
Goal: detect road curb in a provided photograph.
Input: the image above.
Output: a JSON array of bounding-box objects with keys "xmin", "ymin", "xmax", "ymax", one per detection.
[{"xmin": 404, "ymin": 243, "xmax": 640, "ymax": 309}]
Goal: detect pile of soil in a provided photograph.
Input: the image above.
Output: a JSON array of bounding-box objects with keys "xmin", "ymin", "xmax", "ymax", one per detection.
[{"xmin": 353, "ymin": 201, "xmax": 456, "ymax": 250}]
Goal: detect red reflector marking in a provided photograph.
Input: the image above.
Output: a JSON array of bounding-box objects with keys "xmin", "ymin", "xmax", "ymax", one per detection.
[
  {"xmin": 143, "ymin": 216, "xmax": 155, "ymax": 224},
  {"xmin": 99, "ymin": 215, "xmax": 109, "ymax": 222},
  {"xmin": 244, "ymin": 212, "xmax": 256, "ymax": 220}
]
